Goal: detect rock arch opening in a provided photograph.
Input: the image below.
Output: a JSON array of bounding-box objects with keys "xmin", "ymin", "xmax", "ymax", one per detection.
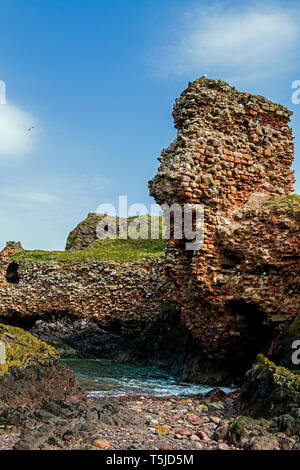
[{"xmin": 6, "ymin": 262, "xmax": 20, "ymax": 284}]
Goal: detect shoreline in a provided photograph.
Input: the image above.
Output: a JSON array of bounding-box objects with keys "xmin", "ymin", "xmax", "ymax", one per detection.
[{"xmin": 0, "ymin": 389, "xmax": 241, "ymax": 451}]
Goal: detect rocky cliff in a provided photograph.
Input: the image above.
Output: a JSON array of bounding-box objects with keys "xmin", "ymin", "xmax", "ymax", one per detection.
[
  {"xmin": 65, "ymin": 213, "xmax": 164, "ymax": 252},
  {"xmin": 149, "ymin": 77, "xmax": 299, "ymax": 379}
]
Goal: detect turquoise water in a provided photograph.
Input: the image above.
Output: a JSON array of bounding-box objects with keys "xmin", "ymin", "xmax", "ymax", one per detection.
[{"xmin": 64, "ymin": 358, "xmax": 233, "ymax": 398}]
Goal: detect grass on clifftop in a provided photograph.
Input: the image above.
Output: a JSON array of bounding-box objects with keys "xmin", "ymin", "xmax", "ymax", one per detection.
[{"xmin": 11, "ymin": 238, "xmax": 166, "ymax": 264}]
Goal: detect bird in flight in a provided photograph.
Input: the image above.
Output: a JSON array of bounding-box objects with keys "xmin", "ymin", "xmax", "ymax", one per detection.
[{"xmin": 28, "ymin": 126, "xmax": 35, "ymax": 132}]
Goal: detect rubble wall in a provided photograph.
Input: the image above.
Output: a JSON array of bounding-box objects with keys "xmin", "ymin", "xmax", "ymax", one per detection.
[
  {"xmin": 149, "ymin": 77, "xmax": 299, "ymax": 369},
  {"xmin": 0, "ymin": 244, "xmax": 168, "ymax": 335}
]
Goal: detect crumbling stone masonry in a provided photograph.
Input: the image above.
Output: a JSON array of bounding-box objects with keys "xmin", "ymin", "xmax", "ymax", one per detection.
[
  {"xmin": 149, "ymin": 77, "xmax": 299, "ymax": 372},
  {"xmin": 0, "ymin": 243, "xmax": 168, "ymax": 336}
]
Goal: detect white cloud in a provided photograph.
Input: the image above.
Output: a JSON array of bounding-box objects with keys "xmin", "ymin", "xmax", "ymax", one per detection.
[
  {"xmin": 0, "ymin": 101, "xmax": 38, "ymax": 158},
  {"xmin": 152, "ymin": 2, "xmax": 300, "ymax": 79}
]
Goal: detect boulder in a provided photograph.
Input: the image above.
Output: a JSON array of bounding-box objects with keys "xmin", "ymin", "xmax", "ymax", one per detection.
[
  {"xmin": 241, "ymin": 354, "xmax": 300, "ymax": 417},
  {"xmin": 0, "ymin": 323, "xmax": 85, "ymax": 410}
]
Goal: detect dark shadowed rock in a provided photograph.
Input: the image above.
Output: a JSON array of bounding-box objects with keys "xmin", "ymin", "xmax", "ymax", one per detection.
[{"xmin": 241, "ymin": 354, "xmax": 300, "ymax": 417}]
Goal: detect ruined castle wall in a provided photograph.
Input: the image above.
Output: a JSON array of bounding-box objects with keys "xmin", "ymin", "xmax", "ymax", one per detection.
[
  {"xmin": 149, "ymin": 78, "xmax": 299, "ymax": 366},
  {"xmin": 0, "ymin": 247, "xmax": 168, "ymax": 335}
]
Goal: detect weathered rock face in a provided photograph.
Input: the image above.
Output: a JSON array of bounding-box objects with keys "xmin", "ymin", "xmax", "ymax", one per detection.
[
  {"xmin": 65, "ymin": 213, "xmax": 162, "ymax": 252},
  {"xmin": 150, "ymin": 77, "xmax": 294, "ymax": 207},
  {"xmin": 149, "ymin": 77, "xmax": 299, "ymax": 377},
  {"xmin": 66, "ymin": 213, "xmax": 109, "ymax": 251},
  {"xmin": 0, "ymin": 323, "xmax": 85, "ymax": 410},
  {"xmin": 215, "ymin": 412, "xmax": 300, "ymax": 450},
  {"xmin": 0, "ymin": 245, "xmax": 168, "ymax": 336},
  {"xmin": 3, "ymin": 398, "xmax": 139, "ymax": 450},
  {"xmin": 241, "ymin": 354, "xmax": 300, "ymax": 418}
]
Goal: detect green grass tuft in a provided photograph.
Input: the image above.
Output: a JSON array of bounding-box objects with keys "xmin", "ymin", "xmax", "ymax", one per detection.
[
  {"xmin": 11, "ymin": 238, "xmax": 166, "ymax": 264},
  {"xmin": 264, "ymin": 195, "xmax": 300, "ymax": 218}
]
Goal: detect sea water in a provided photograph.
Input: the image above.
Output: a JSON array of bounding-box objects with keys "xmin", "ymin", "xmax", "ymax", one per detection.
[{"xmin": 64, "ymin": 358, "xmax": 233, "ymax": 398}]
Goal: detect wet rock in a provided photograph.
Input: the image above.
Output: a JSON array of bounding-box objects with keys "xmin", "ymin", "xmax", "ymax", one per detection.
[
  {"xmin": 206, "ymin": 402, "xmax": 225, "ymax": 411},
  {"xmin": 185, "ymin": 413, "xmax": 202, "ymax": 425},
  {"xmin": 278, "ymin": 408, "xmax": 300, "ymax": 436},
  {"xmin": 2, "ymin": 396, "xmax": 140, "ymax": 450},
  {"xmin": 210, "ymin": 416, "xmax": 221, "ymax": 425},
  {"xmin": 175, "ymin": 429, "xmax": 192, "ymax": 437},
  {"xmin": 193, "ymin": 442, "xmax": 203, "ymax": 449},
  {"xmin": 250, "ymin": 435, "xmax": 280, "ymax": 450}
]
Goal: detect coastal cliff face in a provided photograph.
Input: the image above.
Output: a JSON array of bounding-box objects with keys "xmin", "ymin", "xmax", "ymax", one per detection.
[
  {"xmin": 66, "ymin": 213, "xmax": 106, "ymax": 251},
  {"xmin": 0, "ymin": 247, "xmax": 167, "ymax": 336},
  {"xmin": 149, "ymin": 77, "xmax": 299, "ymax": 375}
]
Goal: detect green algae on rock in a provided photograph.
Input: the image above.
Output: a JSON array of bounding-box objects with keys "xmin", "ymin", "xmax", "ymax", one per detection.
[
  {"xmin": 0, "ymin": 323, "xmax": 85, "ymax": 409},
  {"xmin": 0, "ymin": 323, "xmax": 58, "ymax": 373},
  {"xmin": 242, "ymin": 354, "xmax": 300, "ymax": 417},
  {"xmin": 264, "ymin": 194, "xmax": 300, "ymax": 219}
]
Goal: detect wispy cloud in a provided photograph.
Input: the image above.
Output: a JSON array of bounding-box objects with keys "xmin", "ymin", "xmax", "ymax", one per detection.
[
  {"xmin": 0, "ymin": 101, "xmax": 38, "ymax": 159},
  {"xmin": 150, "ymin": 2, "xmax": 300, "ymax": 80},
  {"xmin": 2, "ymin": 191, "xmax": 60, "ymax": 205},
  {"xmin": 0, "ymin": 175, "xmax": 111, "ymax": 209},
  {"xmin": 0, "ymin": 175, "xmax": 113, "ymax": 250}
]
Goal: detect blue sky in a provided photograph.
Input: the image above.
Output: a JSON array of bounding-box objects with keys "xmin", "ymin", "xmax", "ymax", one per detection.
[{"xmin": 0, "ymin": 0, "xmax": 299, "ymax": 250}]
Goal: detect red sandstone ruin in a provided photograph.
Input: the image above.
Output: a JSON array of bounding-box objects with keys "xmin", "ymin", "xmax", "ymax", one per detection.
[{"xmin": 149, "ymin": 77, "xmax": 299, "ymax": 368}]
